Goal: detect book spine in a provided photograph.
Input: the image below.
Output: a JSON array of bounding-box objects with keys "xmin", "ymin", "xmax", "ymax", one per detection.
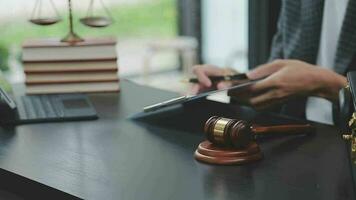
[
  {"xmin": 22, "ymin": 57, "xmax": 118, "ymax": 64},
  {"xmin": 22, "ymin": 37, "xmax": 117, "ymax": 48},
  {"xmin": 25, "ymin": 78, "xmax": 119, "ymax": 85},
  {"xmin": 23, "ymin": 59, "xmax": 118, "ymax": 73},
  {"xmin": 25, "ymin": 82, "xmax": 120, "ymax": 94},
  {"xmin": 22, "ymin": 45, "xmax": 117, "ymax": 62},
  {"xmin": 24, "ymin": 68, "xmax": 118, "ymax": 73}
]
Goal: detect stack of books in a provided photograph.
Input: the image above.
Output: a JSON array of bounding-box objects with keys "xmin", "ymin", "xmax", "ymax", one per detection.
[{"xmin": 22, "ymin": 37, "xmax": 119, "ymax": 94}]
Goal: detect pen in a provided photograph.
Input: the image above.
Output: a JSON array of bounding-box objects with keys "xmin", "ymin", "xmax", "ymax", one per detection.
[{"xmin": 182, "ymin": 73, "xmax": 248, "ymax": 83}]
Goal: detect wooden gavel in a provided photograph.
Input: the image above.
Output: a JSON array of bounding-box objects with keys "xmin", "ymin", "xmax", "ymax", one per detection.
[{"xmin": 204, "ymin": 116, "xmax": 315, "ymax": 149}]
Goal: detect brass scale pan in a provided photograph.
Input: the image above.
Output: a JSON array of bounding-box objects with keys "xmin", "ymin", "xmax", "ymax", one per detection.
[{"xmin": 30, "ymin": 0, "xmax": 112, "ymax": 27}]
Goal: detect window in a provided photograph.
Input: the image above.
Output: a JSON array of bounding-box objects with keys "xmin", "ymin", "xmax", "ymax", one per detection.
[
  {"xmin": 202, "ymin": 0, "xmax": 248, "ymax": 72},
  {"xmin": 0, "ymin": 0, "xmax": 178, "ymax": 77}
]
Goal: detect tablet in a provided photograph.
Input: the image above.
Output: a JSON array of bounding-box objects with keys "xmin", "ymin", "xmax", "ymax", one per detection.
[{"xmin": 143, "ymin": 79, "xmax": 261, "ymax": 112}]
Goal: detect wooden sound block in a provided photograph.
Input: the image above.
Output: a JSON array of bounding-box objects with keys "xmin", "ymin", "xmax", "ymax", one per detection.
[{"xmin": 194, "ymin": 141, "xmax": 263, "ymax": 165}]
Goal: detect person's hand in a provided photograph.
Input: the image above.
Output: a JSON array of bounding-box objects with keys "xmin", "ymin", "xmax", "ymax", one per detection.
[
  {"xmin": 190, "ymin": 64, "xmax": 237, "ymax": 94},
  {"xmin": 235, "ymin": 59, "xmax": 347, "ymax": 109}
]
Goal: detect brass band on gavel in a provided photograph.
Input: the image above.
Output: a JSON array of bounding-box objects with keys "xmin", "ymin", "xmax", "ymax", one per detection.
[{"xmin": 204, "ymin": 116, "xmax": 253, "ymax": 149}]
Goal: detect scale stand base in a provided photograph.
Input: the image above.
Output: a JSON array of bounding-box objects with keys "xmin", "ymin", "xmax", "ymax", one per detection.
[
  {"xmin": 61, "ymin": 31, "xmax": 84, "ymax": 44},
  {"xmin": 194, "ymin": 140, "xmax": 263, "ymax": 165}
]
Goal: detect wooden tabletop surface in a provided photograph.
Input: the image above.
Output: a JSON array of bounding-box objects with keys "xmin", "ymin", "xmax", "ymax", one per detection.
[{"xmin": 0, "ymin": 80, "xmax": 354, "ymax": 200}]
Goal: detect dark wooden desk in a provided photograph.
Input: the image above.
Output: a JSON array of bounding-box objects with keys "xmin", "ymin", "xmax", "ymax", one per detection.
[{"xmin": 0, "ymin": 81, "xmax": 354, "ymax": 200}]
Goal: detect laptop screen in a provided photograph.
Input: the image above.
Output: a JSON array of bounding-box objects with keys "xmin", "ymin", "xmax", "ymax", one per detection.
[
  {"xmin": 0, "ymin": 74, "xmax": 16, "ymax": 109},
  {"xmin": 0, "ymin": 87, "xmax": 16, "ymax": 109}
]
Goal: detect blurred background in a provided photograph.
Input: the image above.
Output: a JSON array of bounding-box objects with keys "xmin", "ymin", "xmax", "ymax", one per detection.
[{"xmin": 0, "ymin": 0, "xmax": 280, "ymax": 92}]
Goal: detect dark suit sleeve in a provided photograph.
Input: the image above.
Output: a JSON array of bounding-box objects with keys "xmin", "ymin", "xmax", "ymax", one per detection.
[{"xmin": 268, "ymin": 2, "xmax": 285, "ymax": 61}]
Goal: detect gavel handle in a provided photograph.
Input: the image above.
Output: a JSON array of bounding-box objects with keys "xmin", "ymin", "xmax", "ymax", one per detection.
[{"xmin": 252, "ymin": 124, "xmax": 314, "ymax": 136}]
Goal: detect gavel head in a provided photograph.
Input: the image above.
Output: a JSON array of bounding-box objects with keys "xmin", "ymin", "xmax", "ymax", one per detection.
[{"xmin": 204, "ymin": 116, "xmax": 253, "ymax": 149}]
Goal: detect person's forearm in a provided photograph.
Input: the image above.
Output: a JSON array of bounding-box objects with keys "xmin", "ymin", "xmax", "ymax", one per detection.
[{"xmin": 313, "ymin": 68, "xmax": 347, "ymax": 102}]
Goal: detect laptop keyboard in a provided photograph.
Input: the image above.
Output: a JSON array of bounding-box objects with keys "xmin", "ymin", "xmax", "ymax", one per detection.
[{"xmin": 21, "ymin": 95, "xmax": 64, "ymax": 119}]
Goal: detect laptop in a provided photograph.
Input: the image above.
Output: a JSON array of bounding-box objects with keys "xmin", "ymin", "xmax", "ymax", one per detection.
[{"xmin": 0, "ymin": 84, "xmax": 98, "ymax": 125}]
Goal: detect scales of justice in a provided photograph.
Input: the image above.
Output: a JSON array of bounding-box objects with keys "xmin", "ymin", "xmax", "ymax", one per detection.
[{"xmin": 29, "ymin": 0, "xmax": 113, "ymax": 44}]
